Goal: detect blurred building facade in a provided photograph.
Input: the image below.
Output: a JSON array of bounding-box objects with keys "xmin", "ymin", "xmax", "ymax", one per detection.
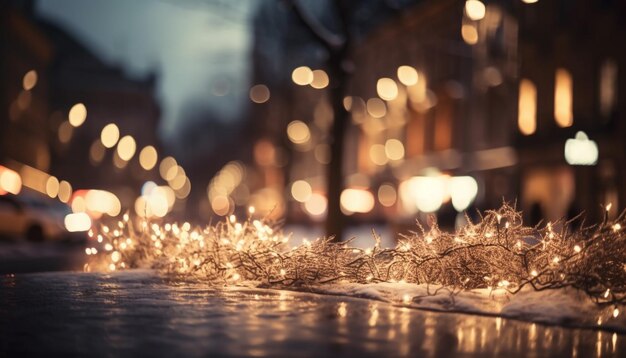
[
  {"xmin": 241, "ymin": 0, "xmax": 626, "ymax": 228},
  {"xmin": 514, "ymin": 0, "xmax": 626, "ymax": 223},
  {"xmin": 0, "ymin": 1, "xmax": 53, "ymax": 172},
  {"xmin": 1, "ymin": 2, "xmax": 163, "ymax": 217},
  {"xmin": 41, "ymin": 19, "xmax": 162, "ymax": 210}
]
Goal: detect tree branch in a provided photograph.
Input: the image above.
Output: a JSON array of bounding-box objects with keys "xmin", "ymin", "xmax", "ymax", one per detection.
[{"xmin": 286, "ymin": 0, "xmax": 345, "ymax": 52}]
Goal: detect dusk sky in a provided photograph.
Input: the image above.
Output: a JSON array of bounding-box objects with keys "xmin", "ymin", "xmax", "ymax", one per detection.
[{"xmin": 36, "ymin": 0, "xmax": 255, "ymax": 143}]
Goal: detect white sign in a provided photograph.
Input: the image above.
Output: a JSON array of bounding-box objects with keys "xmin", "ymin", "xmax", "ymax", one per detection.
[{"xmin": 564, "ymin": 131, "xmax": 598, "ymax": 166}]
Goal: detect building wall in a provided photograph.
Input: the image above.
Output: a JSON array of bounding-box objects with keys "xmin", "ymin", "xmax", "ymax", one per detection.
[
  {"xmin": 0, "ymin": 5, "xmax": 53, "ymax": 171},
  {"xmin": 514, "ymin": 0, "xmax": 626, "ymax": 222}
]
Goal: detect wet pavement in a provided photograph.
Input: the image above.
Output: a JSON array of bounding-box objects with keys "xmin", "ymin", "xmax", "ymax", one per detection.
[
  {"xmin": 0, "ymin": 240, "xmax": 86, "ymax": 274},
  {"xmin": 1, "ymin": 270, "xmax": 624, "ymax": 357}
]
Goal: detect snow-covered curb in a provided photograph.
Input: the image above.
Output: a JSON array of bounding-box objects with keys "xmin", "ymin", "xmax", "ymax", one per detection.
[{"xmin": 290, "ymin": 282, "xmax": 626, "ymax": 332}]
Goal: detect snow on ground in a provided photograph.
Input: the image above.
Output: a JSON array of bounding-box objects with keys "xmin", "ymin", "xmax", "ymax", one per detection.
[{"xmin": 298, "ymin": 281, "xmax": 626, "ymax": 333}]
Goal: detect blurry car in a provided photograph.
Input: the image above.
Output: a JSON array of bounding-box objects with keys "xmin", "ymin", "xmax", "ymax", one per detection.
[{"xmin": 0, "ymin": 192, "xmax": 86, "ymax": 242}]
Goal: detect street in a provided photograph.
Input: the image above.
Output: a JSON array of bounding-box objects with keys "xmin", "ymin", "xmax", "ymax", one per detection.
[{"xmin": 1, "ymin": 270, "xmax": 624, "ymax": 357}]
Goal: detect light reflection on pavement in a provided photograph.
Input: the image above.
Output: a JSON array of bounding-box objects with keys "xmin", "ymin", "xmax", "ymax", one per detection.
[{"xmin": 1, "ymin": 270, "xmax": 624, "ymax": 357}]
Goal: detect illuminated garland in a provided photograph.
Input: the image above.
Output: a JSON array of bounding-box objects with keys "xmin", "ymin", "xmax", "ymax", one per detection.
[{"xmin": 85, "ymin": 204, "xmax": 625, "ymax": 324}]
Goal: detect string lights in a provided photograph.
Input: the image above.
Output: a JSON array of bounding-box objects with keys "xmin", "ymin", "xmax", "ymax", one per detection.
[{"xmin": 85, "ymin": 203, "xmax": 625, "ymax": 324}]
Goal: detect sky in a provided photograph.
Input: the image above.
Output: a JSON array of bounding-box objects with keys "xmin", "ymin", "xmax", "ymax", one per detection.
[{"xmin": 35, "ymin": 0, "xmax": 255, "ymax": 144}]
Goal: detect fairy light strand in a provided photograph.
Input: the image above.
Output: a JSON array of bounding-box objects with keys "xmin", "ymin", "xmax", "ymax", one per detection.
[{"xmin": 86, "ymin": 203, "xmax": 626, "ymax": 323}]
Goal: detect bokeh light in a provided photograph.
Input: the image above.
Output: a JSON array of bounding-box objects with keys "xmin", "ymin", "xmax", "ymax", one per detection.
[
  {"xmin": 465, "ymin": 0, "xmax": 486, "ymax": 21},
  {"xmin": 0, "ymin": 166, "xmax": 22, "ymax": 195},
  {"xmin": 397, "ymin": 66, "xmax": 419, "ymax": 86},
  {"xmin": 377, "ymin": 184, "xmax": 397, "ymax": 207},
  {"xmin": 68, "ymin": 103, "xmax": 87, "ymax": 127},
  {"xmin": 100, "ymin": 123, "xmax": 120, "ymax": 148},
  {"xmin": 366, "ymin": 98, "xmax": 387, "ymax": 118},
  {"xmin": 310, "ymin": 70, "xmax": 329, "ymax": 89},
  {"xmin": 250, "ymin": 84, "xmax": 270, "ymax": 103},
  {"xmin": 117, "ymin": 135, "xmax": 137, "ymax": 161},
  {"xmin": 139, "ymin": 145, "xmax": 158, "ymax": 170},
  {"xmin": 287, "ymin": 120, "xmax": 311, "ymax": 144},
  {"xmin": 292, "ymin": 66, "xmax": 313, "ymax": 86},
  {"xmin": 304, "ymin": 193, "xmax": 327, "ymax": 218},
  {"xmin": 340, "ymin": 188, "xmax": 375, "ymax": 214},
  {"xmin": 384, "ymin": 139, "xmax": 405, "ymax": 161},
  {"xmin": 376, "ymin": 78, "xmax": 398, "ymax": 101},
  {"xmin": 64, "ymin": 213, "xmax": 92, "ymax": 232},
  {"xmin": 22, "ymin": 70, "xmax": 38, "ymax": 90},
  {"xmin": 291, "ymin": 180, "xmax": 312, "ymax": 202},
  {"xmin": 461, "ymin": 24, "xmax": 478, "ymax": 45},
  {"xmin": 45, "ymin": 176, "xmax": 60, "ymax": 198}
]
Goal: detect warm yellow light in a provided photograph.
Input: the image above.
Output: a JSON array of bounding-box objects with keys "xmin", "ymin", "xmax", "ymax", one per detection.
[
  {"xmin": 85, "ymin": 190, "xmax": 121, "ymax": 216},
  {"xmin": 89, "ymin": 140, "xmax": 105, "ymax": 164},
  {"xmin": 522, "ymin": 0, "xmax": 538, "ymax": 3},
  {"xmin": 147, "ymin": 188, "xmax": 170, "ymax": 218},
  {"xmin": 287, "ymin": 120, "xmax": 310, "ymax": 144},
  {"xmin": 22, "ymin": 70, "xmax": 38, "ymax": 91},
  {"xmin": 304, "ymin": 193, "xmax": 327, "ymax": 218},
  {"xmin": 46, "ymin": 176, "xmax": 60, "ymax": 198},
  {"xmin": 58, "ymin": 180, "xmax": 72, "ymax": 203},
  {"xmin": 100, "ymin": 123, "xmax": 120, "ymax": 148},
  {"xmin": 168, "ymin": 167, "xmax": 187, "ymax": 190},
  {"xmin": 397, "ymin": 66, "xmax": 419, "ymax": 86},
  {"xmin": 159, "ymin": 156, "xmax": 178, "ymax": 180},
  {"xmin": 112, "ymin": 151, "xmax": 127, "ymax": 169},
  {"xmin": 292, "ymin": 66, "xmax": 314, "ymax": 86},
  {"xmin": 340, "ymin": 188, "xmax": 375, "ymax": 214},
  {"xmin": 16, "ymin": 91, "xmax": 31, "ymax": 110},
  {"xmin": 377, "ymin": 78, "xmax": 398, "ymax": 101},
  {"xmin": 400, "ymin": 176, "xmax": 446, "ymax": 213},
  {"xmin": 384, "ymin": 139, "xmax": 405, "ymax": 161},
  {"xmin": 68, "ymin": 103, "xmax": 87, "ymax": 127},
  {"xmin": 176, "ymin": 179, "xmax": 191, "ymax": 200},
  {"xmin": 145, "ymin": 185, "xmax": 176, "ymax": 210},
  {"xmin": 291, "ymin": 180, "xmax": 312, "ymax": 203},
  {"xmin": 554, "ymin": 68, "xmax": 573, "ymax": 127},
  {"xmin": 0, "ymin": 166, "xmax": 22, "ymax": 195},
  {"xmin": 19, "ymin": 165, "xmax": 48, "ymax": 194},
  {"xmin": 134, "ymin": 196, "xmax": 152, "ymax": 218},
  {"xmin": 117, "ymin": 135, "xmax": 136, "ymax": 161},
  {"xmin": 518, "ymin": 79, "xmax": 537, "ymax": 135},
  {"xmin": 139, "ymin": 145, "xmax": 158, "ymax": 170},
  {"xmin": 250, "ymin": 84, "xmax": 270, "ymax": 103},
  {"xmin": 599, "ymin": 59, "xmax": 617, "ymax": 117},
  {"xmin": 462, "ymin": 24, "xmax": 479, "ymax": 45},
  {"xmin": 311, "ymin": 70, "xmax": 329, "ymax": 89},
  {"xmin": 448, "ymin": 176, "xmax": 478, "ymax": 212},
  {"xmin": 366, "ymin": 98, "xmax": 387, "ymax": 118},
  {"xmin": 369, "ymin": 144, "xmax": 388, "ymax": 166},
  {"xmin": 64, "ymin": 213, "xmax": 92, "ymax": 232},
  {"xmin": 58, "ymin": 121, "xmax": 73, "ymax": 144},
  {"xmin": 211, "ymin": 195, "xmax": 231, "ymax": 216},
  {"xmin": 71, "ymin": 196, "xmax": 86, "ymax": 213},
  {"xmin": 465, "ymin": 0, "xmax": 486, "ymax": 21},
  {"xmin": 377, "ymin": 184, "xmax": 397, "ymax": 207}
]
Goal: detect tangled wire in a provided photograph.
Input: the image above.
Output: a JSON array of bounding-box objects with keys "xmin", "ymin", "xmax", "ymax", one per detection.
[{"xmin": 85, "ymin": 204, "xmax": 625, "ymax": 318}]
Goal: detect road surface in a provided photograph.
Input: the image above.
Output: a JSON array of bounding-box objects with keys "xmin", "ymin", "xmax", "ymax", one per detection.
[{"xmin": 1, "ymin": 270, "xmax": 624, "ymax": 357}]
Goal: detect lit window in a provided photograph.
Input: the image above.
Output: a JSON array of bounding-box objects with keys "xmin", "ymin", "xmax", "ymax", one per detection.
[
  {"xmin": 599, "ymin": 59, "xmax": 617, "ymax": 118},
  {"xmin": 518, "ymin": 79, "xmax": 537, "ymax": 135},
  {"xmin": 554, "ymin": 68, "xmax": 573, "ymax": 127}
]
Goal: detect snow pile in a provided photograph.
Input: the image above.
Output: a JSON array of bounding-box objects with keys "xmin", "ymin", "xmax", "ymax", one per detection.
[{"xmin": 304, "ymin": 282, "xmax": 626, "ymax": 332}]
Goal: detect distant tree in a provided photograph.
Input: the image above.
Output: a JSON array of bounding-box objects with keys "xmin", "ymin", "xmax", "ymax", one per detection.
[
  {"xmin": 286, "ymin": 0, "xmax": 353, "ymax": 241},
  {"xmin": 285, "ymin": 0, "xmax": 412, "ymax": 240}
]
